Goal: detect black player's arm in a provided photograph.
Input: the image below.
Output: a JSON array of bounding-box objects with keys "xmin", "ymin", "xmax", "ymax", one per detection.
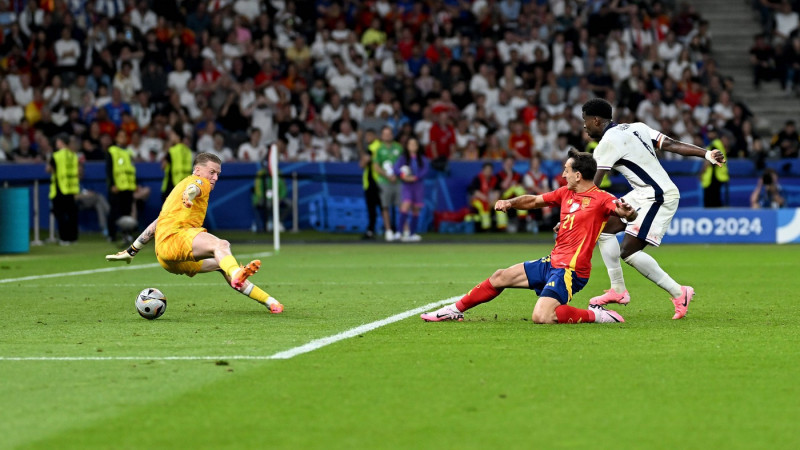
[
  {"xmin": 659, "ymin": 136, "xmax": 706, "ymax": 157},
  {"xmin": 593, "ymin": 168, "xmax": 610, "ymax": 187},
  {"xmin": 661, "ymin": 136, "xmax": 726, "ymax": 165}
]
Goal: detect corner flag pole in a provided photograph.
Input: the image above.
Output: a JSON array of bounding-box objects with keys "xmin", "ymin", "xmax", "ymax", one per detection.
[{"xmin": 270, "ymin": 143, "xmax": 280, "ymax": 253}]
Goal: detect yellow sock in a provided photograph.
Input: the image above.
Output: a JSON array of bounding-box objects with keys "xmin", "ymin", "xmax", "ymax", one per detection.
[
  {"xmin": 220, "ymin": 255, "xmax": 240, "ymax": 277},
  {"xmin": 243, "ymin": 284, "xmax": 277, "ymax": 305}
]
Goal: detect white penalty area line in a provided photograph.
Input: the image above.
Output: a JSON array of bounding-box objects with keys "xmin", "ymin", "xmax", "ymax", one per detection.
[
  {"xmin": 0, "ymin": 252, "xmax": 274, "ymax": 284},
  {"xmin": 0, "ymin": 296, "xmax": 461, "ymax": 362}
]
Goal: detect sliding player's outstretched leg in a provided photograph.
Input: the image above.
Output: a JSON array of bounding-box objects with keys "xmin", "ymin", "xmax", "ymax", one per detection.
[{"xmin": 200, "ymin": 259, "xmax": 284, "ymax": 313}]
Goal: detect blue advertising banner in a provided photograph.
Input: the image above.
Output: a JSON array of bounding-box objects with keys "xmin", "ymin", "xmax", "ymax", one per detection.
[
  {"xmin": 777, "ymin": 209, "xmax": 800, "ymax": 244},
  {"xmin": 664, "ymin": 208, "xmax": 777, "ymax": 243}
]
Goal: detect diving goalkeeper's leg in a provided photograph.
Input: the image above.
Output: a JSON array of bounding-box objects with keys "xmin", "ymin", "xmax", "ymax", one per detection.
[{"xmin": 200, "ymin": 259, "xmax": 283, "ymax": 313}]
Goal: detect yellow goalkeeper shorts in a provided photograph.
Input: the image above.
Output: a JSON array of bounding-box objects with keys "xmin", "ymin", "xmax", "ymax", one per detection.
[{"xmin": 155, "ymin": 227, "xmax": 206, "ymax": 277}]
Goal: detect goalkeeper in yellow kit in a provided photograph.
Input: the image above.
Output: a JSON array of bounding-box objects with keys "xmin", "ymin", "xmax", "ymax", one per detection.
[{"xmin": 107, "ymin": 152, "xmax": 283, "ymax": 313}]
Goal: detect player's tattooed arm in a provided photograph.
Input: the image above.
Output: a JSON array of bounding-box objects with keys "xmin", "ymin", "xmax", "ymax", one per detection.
[{"xmin": 138, "ymin": 219, "xmax": 158, "ymax": 245}]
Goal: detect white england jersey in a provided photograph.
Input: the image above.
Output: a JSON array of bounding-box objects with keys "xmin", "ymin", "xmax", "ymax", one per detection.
[{"xmin": 593, "ymin": 122, "xmax": 679, "ymax": 201}]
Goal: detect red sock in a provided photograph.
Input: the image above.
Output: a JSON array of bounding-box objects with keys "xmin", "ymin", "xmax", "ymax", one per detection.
[
  {"xmin": 455, "ymin": 279, "xmax": 503, "ymax": 312},
  {"xmin": 555, "ymin": 305, "xmax": 596, "ymax": 324}
]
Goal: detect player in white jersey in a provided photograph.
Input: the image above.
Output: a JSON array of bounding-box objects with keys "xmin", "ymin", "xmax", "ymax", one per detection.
[{"xmin": 581, "ymin": 99, "xmax": 726, "ymax": 319}]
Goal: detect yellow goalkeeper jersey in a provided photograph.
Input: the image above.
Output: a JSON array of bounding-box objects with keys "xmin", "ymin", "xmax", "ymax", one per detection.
[{"xmin": 156, "ymin": 175, "xmax": 212, "ymax": 247}]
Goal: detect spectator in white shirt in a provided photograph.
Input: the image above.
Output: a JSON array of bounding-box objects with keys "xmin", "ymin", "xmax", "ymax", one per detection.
[
  {"xmin": 1, "ymin": 91, "xmax": 25, "ymax": 125},
  {"xmin": 320, "ymin": 92, "xmax": 344, "ymax": 126},
  {"xmin": 43, "ymin": 75, "xmax": 69, "ymax": 111},
  {"xmin": 238, "ymin": 128, "xmax": 268, "ymax": 161},
  {"xmin": 297, "ymin": 130, "xmax": 331, "ymax": 162},
  {"xmin": 711, "ymin": 90, "xmax": 735, "ymax": 126},
  {"xmin": 667, "ymin": 49, "xmax": 697, "ymax": 83},
  {"xmin": 130, "ymin": 1, "xmax": 157, "ymax": 35},
  {"xmin": 658, "ymin": 32, "xmax": 683, "ymax": 63},
  {"xmin": 469, "ymin": 64, "xmax": 491, "ymax": 95},
  {"xmin": 140, "ymin": 127, "xmax": 165, "ymax": 162},
  {"xmin": 196, "ymin": 123, "xmax": 218, "ymax": 154},
  {"xmin": 492, "ymin": 90, "xmax": 518, "ymax": 132},
  {"xmin": 374, "ymin": 90, "xmax": 395, "ymax": 119},
  {"xmin": 347, "ymin": 89, "xmax": 366, "ymax": 122},
  {"xmin": 774, "ymin": 0, "xmax": 799, "ymax": 42},
  {"xmin": 113, "ymin": 61, "xmax": 141, "ymax": 103},
  {"xmin": 623, "ymin": 16, "xmax": 653, "ymax": 58},
  {"xmin": 13, "ymin": 73, "xmax": 34, "ymax": 107},
  {"xmin": 327, "ymin": 59, "xmax": 358, "ymax": 99},
  {"xmin": 334, "ymin": 120, "xmax": 359, "ymax": 162},
  {"xmin": 179, "ymin": 80, "xmax": 202, "ymax": 120},
  {"xmin": 209, "ymin": 132, "xmax": 235, "ymax": 162},
  {"xmin": 54, "ymin": 28, "xmax": 81, "ymax": 70},
  {"xmin": 95, "ymin": 0, "xmax": 125, "ymax": 18},
  {"xmin": 608, "ymin": 41, "xmax": 637, "ymax": 86},
  {"xmin": 168, "ymin": 58, "xmax": 192, "ymax": 94}
]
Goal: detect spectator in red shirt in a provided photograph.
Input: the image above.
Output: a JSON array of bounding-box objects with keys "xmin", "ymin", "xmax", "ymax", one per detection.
[
  {"xmin": 427, "ymin": 111, "xmax": 456, "ymax": 169},
  {"xmin": 195, "ymin": 58, "xmax": 221, "ymax": 96},
  {"xmin": 508, "ymin": 120, "xmax": 534, "ymax": 160},
  {"xmin": 397, "ymin": 28, "xmax": 416, "ymax": 61}
]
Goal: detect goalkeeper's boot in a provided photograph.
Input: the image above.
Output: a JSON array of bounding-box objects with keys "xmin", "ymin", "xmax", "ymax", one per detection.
[
  {"xmin": 589, "ymin": 288, "xmax": 630, "ymax": 306},
  {"xmin": 267, "ymin": 299, "xmax": 284, "ymax": 314},
  {"xmin": 420, "ymin": 304, "xmax": 464, "ymax": 322},
  {"xmin": 106, "ymin": 249, "xmax": 135, "ymax": 264},
  {"xmin": 671, "ymin": 286, "xmax": 694, "ymax": 320},
  {"xmin": 231, "ymin": 260, "xmax": 261, "ymax": 291},
  {"xmin": 588, "ymin": 304, "xmax": 625, "ymax": 323}
]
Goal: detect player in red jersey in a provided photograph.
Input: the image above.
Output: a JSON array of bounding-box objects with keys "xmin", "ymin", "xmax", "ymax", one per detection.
[{"xmin": 421, "ymin": 149, "xmax": 638, "ymax": 324}]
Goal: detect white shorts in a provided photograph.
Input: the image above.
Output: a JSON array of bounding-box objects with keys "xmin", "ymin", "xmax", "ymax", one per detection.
[{"xmin": 622, "ymin": 191, "xmax": 679, "ymax": 247}]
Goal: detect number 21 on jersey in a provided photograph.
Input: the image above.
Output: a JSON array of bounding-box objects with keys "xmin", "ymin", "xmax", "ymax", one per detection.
[{"xmin": 561, "ymin": 214, "xmax": 575, "ymax": 230}]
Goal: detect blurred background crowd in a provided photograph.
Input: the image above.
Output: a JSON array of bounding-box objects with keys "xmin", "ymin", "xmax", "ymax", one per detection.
[{"xmin": 0, "ymin": 0, "xmax": 798, "ymax": 167}]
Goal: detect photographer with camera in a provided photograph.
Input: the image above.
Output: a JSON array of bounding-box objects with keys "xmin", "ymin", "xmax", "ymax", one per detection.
[{"xmin": 750, "ymin": 168, "xmax": 786, "ymax": 209}]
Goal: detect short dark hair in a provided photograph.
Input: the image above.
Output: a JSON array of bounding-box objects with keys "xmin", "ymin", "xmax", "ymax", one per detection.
[
  {"xmin": 582, "ymin": 98, "xmax": 613, "ymax": 120},
  {"xmin": 567, "ymin": 148, "xmax": 597, "ymax": 181},
  {"xmin": 194, "ymin": 152, "xmax": 222, "ymax": 167}
]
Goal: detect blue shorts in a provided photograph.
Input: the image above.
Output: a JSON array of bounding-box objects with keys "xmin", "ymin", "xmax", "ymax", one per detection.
[{"xmin": 523, "ymin": 256, "xmax": 589, "ymax": 305}]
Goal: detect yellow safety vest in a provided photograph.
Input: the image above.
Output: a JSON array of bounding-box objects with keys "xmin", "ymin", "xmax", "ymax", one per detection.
[
  {"xmin": 49, "ymin": 148, "xmax": 80, "ymax": 199},
  {"xmin": 701, "ymin": 138, "xmax": 729, "ymax": 187},
  {"xmin": 162, "ymin": 143, "xmax": 194, "ymax": 192},
  {"xmin": 363, "ymin": 140, "xmax": 381, "ymax": 190},
  {"xmin": 108, "ymin": 145, "xmax": 136, "ymax": 192}
]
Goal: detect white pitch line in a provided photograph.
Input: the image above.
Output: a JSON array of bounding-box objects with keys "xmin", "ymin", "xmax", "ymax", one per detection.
[
  {"xmin": 0, "ymin": 296, "xmax": 461, "ymax": 362},
  {"xmin": 0, "ymin": 252, "xmax": 274, "ymax": 284}
]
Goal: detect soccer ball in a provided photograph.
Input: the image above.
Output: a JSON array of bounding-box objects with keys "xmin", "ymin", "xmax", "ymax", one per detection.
[
  {"xmin": 399, "ymin": 165, "xmax": 411, "ymax": 177},
  {"xmin": 136, "ymin": 288, "xmax": 167, "ymax": 320},
  {"xmin": 382, "ymin": 160, "xmax": 394, "ymax": 177}
]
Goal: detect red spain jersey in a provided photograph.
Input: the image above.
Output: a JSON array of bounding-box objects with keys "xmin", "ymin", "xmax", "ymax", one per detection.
[{"xmin": 541, "ymin": 186, "xmax": 618, "ymax": 278}]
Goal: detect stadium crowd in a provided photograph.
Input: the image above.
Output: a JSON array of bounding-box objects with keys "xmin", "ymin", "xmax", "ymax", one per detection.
[{"xmin": 0, "ymin": 0, "xmax": 797, "ymax": 167}]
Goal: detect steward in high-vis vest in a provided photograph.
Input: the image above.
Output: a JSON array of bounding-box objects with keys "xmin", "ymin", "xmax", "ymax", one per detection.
[
  {"xmin": 701, "ymin": 128, "xmax": 730, "ymax": 207},
  {"xmin": 161, "ymin": 128, "xmax": 194, "ymax": 202},
  {"xmin": 106, "ymin": 130, "xmax": 137, "ymax": 241},
  {"xmin": 361, "ymin": 130, "xmax": 382, "ymax": 239},
  {"xmin": 48, "ymin": 135, "xmax": 83, "ymax": 244}
]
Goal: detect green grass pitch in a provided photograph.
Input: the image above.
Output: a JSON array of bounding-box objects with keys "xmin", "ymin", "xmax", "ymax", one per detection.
[{"xmin": 1, "ymin": 234, "xmax": 799, "ymax": 449}]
